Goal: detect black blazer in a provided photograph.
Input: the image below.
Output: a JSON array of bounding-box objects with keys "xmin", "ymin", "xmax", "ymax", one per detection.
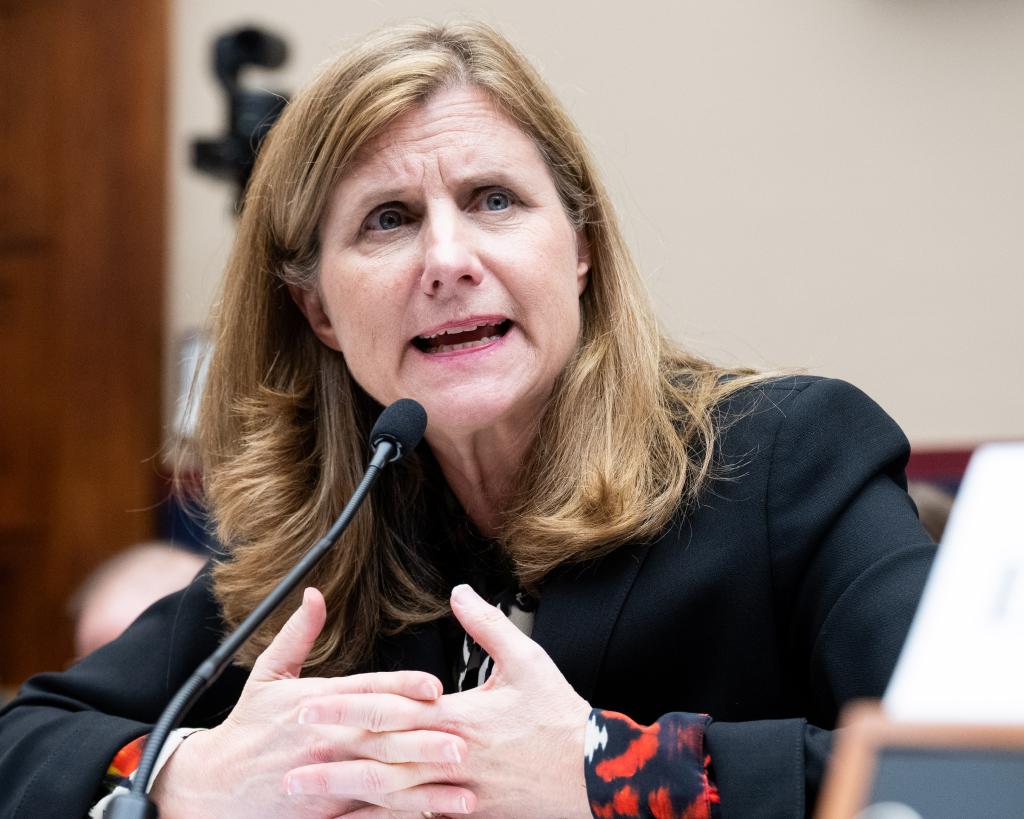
[{"xmin": 0, "ymin": 377, "xmax": 936, "ymax": 818}]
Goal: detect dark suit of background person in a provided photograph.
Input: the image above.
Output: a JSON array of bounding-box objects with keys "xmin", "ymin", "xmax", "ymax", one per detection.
[{"xmin": 0, "ymin": 376, "xmax": 937, "ymax": 818}]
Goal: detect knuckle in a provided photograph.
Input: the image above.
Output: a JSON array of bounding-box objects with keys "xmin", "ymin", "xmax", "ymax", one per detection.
[
  {"xmin": 306, "ymin": 771, "xmax": 330, "ymax": 795},
  {"xmin": 479, "ymin": 606, "xmax": 504, "ymax": 626},
  {"xmin": 436, "ymin": 702, "xmax": 467, "ymax": 735},
  {"xmin": 304, "ymin": 737, "xmax": 335, "ymax": 765},
  {"xmin": 335, "ymin": 673, "xmax": 367, "ymax": 694},
  {"xmin": 279, "ymin": 616, "xmax": 304, "ymax": 643},
  {"xmin": 365, "ymin": 704, "xmax": 387, "ymax": 733},
  {"xmin": 439, "ymin": 716, "xmax": 463, "ymax": 736},
  {"xmin": 360, "ymin": 763, "xmax": 388, "ymax": 794},
  {"xmin": 433, "ymin": 761, "xmax": 463, "ymax": 782},
  {"xmin": 439, "ymin": 713, "xmax": 464, "ymax": 735},
  {"xmin": 367, "ymin": 732, "xmax": 394, "ymax": 763},
  {"xmin": 329, "ymin": 699, "xmax": 348, "ymax": 724}
]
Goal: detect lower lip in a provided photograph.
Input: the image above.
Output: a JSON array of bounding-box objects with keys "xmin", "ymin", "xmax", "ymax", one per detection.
[{"xmin": 412, "ymin": 324, "xmax": 514, "ymax": 360}]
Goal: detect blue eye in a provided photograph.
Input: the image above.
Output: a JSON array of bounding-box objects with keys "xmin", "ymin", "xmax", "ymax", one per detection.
[
  {"xmin": 376, "ymin": 209, "xmax": 404, "ymax": 230},
  {"xmin": 484, "ymin": 191, "xmax": 511, "ymax": 211}
]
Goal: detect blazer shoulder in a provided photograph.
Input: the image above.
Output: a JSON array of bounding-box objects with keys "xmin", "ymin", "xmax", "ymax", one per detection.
[
  {"xmin": 720, "ymin": 373, "xmax": 843, "ymax": 410},
  {"xmin": 719, "ymin": 375, "xmax": 895, "ymax": 426},
  {"xmin": 713, "ymin": 375, "xmax": 909, "ymax": 474}
]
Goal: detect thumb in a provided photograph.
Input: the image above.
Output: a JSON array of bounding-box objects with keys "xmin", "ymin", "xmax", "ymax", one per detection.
[
  {"xmin": 250, "ymin": 587, "xmax": 327, "ymax": 682},
  {"xmin": 450, "ymin": 584, "xmax": 540, "ymax": 677}
]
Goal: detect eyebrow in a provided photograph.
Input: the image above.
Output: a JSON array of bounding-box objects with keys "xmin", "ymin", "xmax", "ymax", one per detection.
[{"xmin": 340, "ymin": 165, "xmax": 528, "ymax": 217}]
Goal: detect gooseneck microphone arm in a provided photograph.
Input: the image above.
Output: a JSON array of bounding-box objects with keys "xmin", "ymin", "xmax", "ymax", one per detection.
[{"xmin": 106, "ymin": 399, "xmax": 427, "ymax": 819}]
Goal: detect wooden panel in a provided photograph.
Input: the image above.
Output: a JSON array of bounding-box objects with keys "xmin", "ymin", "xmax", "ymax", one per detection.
[
  {"xmin": 0, "ymin": 1, "xmax": 58, "ymax": 248},
  {"xmin": 0, "ymin": 0, "xmax": 166, "ymax": 683},
  {"xmin": 0, "ymin": 251, "xmax": 54, "ymax": 531}
]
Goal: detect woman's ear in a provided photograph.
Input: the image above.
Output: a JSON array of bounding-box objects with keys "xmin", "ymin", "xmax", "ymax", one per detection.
[
  {"xmin": 575, "ymin": 229, "xmax": 591, "ymax": 296},
  {"xmin": 287, "ymin": 283, "xmax": 343, "ymax": 352}
]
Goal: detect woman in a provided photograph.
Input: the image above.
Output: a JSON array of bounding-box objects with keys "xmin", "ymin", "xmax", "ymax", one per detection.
[{"xmin": 0, "ymin": 21, "xmax": 935, "ymax": 819}]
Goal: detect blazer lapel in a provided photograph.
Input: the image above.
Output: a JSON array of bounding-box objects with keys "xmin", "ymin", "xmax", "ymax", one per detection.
[
  {"xmin": 531, "ymin": 540, "xmax": 652, "ymax": 702},
  {"xmin": 374, "ymin": 539, "xmax": 654, "ymax": 700}
]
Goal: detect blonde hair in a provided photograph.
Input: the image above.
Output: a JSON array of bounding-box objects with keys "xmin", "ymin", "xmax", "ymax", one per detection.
[{"xmin": 195, "ymin": 20, "xmax": 770, "ymax": 675}]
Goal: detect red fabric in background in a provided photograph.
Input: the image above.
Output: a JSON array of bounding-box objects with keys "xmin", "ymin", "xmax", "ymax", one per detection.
[{"xmin": 906, "ymin": 448, "xmax": 974, "ymax": 495}]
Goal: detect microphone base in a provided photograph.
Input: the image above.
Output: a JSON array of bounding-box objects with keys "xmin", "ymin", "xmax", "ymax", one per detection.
[{"xmin": 105, "ymin": 792, "xmax": 158, "ymax": 819}]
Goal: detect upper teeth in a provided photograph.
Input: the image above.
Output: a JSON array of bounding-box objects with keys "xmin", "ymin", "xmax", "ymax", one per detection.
[{"xmin": 420, "ymin": 321, "xmax": 497, "ymax": 340}]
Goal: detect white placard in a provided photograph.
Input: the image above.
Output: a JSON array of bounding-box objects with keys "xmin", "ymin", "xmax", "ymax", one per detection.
[{"xmin": 884, "ymin": 443, "xmax": 1024, "ymax": 723}]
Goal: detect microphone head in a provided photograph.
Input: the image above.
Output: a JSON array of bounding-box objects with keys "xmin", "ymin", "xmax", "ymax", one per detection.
[{"xmin": 369, "ymin": 399, "xmax": 428, "ymax": 461}]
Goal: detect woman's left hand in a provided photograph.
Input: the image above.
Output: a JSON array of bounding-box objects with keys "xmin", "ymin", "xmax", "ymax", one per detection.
[{"xmin": 293, "ymin": 584, "xmax": 593, "ymax": 818}]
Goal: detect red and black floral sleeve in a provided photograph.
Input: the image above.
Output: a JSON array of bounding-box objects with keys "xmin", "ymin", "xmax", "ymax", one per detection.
[
  {"xmin": 585, "ymin": 709, "xmax": 720, "ymax": 819},
  {"xmin": 89, "ymin": 729, "xmax": 202, "ymax": 816},
  {"xmin": 101, "ymin": 734, "xmax": 146, "ymax": 794}
]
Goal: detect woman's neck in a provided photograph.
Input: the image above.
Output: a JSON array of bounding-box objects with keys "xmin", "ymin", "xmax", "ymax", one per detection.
[{"xmin": 427, "ymin": 421, "xmax": 538, "ymax": 537}]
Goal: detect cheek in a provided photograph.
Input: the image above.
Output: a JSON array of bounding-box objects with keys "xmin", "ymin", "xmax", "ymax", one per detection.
[
  {"xmin": 509, "ymin": 222, "xmax": 583, "ymax": 300},
  {"xmin": 522, "ymin": 248, "xmax": 584, "ymax": 361},
  {"xmin": 539, "ymin": 230, "xmax": 587, "ymax": 318},
  {"xmin": 320, "ymin": 265, "xmax": 407, "ymax": 361}
]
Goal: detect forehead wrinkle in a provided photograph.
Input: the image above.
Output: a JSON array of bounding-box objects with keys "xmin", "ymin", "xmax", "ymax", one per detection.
[
  {"xmin": 353, "ymin": 99, "xmax": 493, "ymax": 173},
  {"xmin": 349, "ymin": 90, "xmax": 506, "ymax": 181},
  {"xmin": 347, "ymin": 135, "xmax": 504, "ymax": 207},
  {"xmin": 332, "ymin": 89, "xmax": 545, "ymax": 218},
  {"xmin": 377, "ymin": 89, "xmax": 501, "ymax": 148}
]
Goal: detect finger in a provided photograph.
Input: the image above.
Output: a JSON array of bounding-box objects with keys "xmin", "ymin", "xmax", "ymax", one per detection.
[
  {"xmin": 299, "ymin": 693, "xmax": 439, "ymax": 732},
  {"xmin": 284, "ymin": 759, "xmax": 460, "ymax": 801},
  {"xmin": 289, "ymin": 725, "xmax": 465, "ymax": 770},
  {"xmin": 251, "ymin": 587, "xmax": 327, "ymax": 682},
  {"xmin": 311, "ymin": 670, "xmax": 443, "ymax": 702},
  {"xmin": 350, "ymin": 729, "xmax": 465, "ymax": 765},
  {"xmin": 449, "ymin": 584, "xmax": 540, "ymax": 673},
  {"xmin": 337, "ymin": 784, "xmax": 476, "ymax": 816}
]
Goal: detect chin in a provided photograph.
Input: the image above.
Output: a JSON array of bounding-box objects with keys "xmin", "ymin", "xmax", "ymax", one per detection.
[{"xmin": 419, "ymin": 387, "xmax": 543, "ymax": 439}]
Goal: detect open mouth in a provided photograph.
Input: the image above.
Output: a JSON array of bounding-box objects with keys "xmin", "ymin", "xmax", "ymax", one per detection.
[{"xmin": 413, "ymin": 319, "xmax": 513, "ymax": 354}]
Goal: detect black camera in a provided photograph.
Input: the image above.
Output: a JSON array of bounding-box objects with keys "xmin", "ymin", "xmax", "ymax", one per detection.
[{"xmin": 191, "ymin": 26, "xmax": 289, "ymax": 206}]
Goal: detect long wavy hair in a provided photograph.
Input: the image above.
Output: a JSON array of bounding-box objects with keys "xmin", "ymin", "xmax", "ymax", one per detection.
[{"xmin": 194, "ymin": 20, "xmax": 770, "ymax": 675}]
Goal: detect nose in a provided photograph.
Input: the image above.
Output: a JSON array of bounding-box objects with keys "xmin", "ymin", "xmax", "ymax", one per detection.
[{"xmin": 419, "ymin": 213, "xmax": 484, "ymax": 297}]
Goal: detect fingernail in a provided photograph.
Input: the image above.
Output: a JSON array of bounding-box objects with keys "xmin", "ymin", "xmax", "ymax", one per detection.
[
  {"xmin": 451, "ymin": 584, "xmax": 473, "ymax": 604},
  {"xmin": 302, "ymin": 587, "xmax": 314, "ymax": 606},
  {"xmin": 420, "ymin": 680, "xmax": 441, "ymax": 699},
  {"xmin": 444, "ymin": 742, "xmax": 462, "ymax": 763},
  {"xmin": 286, "ymin": 775, "xmax": 304, "ymax": 795},
  {"xmin": 297, "ymin": 707, "xmax": 319, "ymax": 724},
  {"xmin": 459, "ymin": 796, "xmax": 469, "ymax": 813}
]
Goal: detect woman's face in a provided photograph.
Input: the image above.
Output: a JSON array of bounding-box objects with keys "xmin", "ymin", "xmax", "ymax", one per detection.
[{"xmin": 293, "ymin": 85, "xmax": 589, "ymax": 440}]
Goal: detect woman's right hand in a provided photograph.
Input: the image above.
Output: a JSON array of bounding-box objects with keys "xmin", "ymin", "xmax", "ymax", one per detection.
[{"xmin": 149, "ymin": 587, "xmax": 474, "ymax": 818}]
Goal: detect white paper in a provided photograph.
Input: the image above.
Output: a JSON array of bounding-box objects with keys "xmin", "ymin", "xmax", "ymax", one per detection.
[{"xmin": 884, "ymin": 442, "xmax": 1024, "ymax": 723}]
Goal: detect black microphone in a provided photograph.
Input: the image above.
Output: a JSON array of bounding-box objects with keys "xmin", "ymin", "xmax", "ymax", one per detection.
[
  {"xmin": 106, "ymin": 399, "xmax": 427, "ymax": 818},
  {"xmin": 370, "ymin": 397, "xmax": 428, "ymax": 462}
]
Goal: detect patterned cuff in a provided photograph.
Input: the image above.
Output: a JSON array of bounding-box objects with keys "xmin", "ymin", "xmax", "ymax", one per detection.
[
  {"xmin": 584, "ymin": 708, "xmax": 720, "ymax": 818},
  {"xmin": 89, "ymin": 728, "xmax": 206, "ymax": 817}
]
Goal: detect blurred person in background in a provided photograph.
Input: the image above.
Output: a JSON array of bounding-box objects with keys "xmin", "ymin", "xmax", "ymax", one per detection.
[
  {"xmin": 68, "ymin": 542, "xmax": 208, "ymax": 659},
  {"xmin": 907, "ymin": 480, "xmax": 956, "ymax": 543}
]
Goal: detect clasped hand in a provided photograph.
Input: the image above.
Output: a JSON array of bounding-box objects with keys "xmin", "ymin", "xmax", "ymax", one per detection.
[{"xmin": 151, "ymin": 585, "xmax": 591, "ymax": 818}]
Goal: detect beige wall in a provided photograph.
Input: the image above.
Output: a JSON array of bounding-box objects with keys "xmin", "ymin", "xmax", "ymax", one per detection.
[{"xmin": 170, "ymin": 1, "xmax": 1024, "ymax": 446}]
